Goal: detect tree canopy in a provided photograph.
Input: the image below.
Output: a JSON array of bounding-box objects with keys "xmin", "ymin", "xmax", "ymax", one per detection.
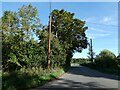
[
  {"xmin": 51, "ymin": 9, "xmax": 88, "ymax": 66},
  {"xmin": 2, "ymin": 5, "xmax": 88, "ymax": 71}
]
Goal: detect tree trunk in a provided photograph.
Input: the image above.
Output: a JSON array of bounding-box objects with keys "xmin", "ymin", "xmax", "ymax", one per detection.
[{"xmin": 65, "ymin": 50, "xmax": 73, "ymax": 67}]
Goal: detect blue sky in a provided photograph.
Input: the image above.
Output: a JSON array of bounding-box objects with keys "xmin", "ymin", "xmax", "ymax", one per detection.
[{"xmin": 1, "ymin": 2, "xmax": 118, "ymax": 58}]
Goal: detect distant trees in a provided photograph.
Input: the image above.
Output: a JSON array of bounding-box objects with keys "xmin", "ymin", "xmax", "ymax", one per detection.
[
  {"xmin": 2, "ymin": 5, "xmax": 88, "ymax": 71},
  {"xmin": 95, "ymin": 49, "xmax": 117, "ymax": 68},
  {"xmin": 87, "ymin": 39, "xmax": 118, "ymax": 69}
]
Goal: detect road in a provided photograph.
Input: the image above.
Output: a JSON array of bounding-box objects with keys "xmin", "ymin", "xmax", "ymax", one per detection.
[{"xmin": 30, "ymin": 64, "xmax": 119, "ymax": 89}]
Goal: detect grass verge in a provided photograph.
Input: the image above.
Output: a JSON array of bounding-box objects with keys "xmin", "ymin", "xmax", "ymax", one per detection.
[{"xmin": 2, "ymin": 67, "xmax": 65, "ymax": 90}]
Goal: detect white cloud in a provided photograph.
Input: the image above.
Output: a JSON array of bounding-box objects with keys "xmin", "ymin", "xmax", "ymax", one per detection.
[
  {"xmin": 102, "ymin": 16, "xmax": 112, "ymax": 23},
  {"xmin": 88, "ymin": 27, "xmax": 112, "ymax": 33},
  {"xmin": 102, "ymin": 16, "xmax": 117, "ymax": 25},
  {"xmin": 86, "ymin": 27, "xmax": 112, "ymax": 39},
  {"xmin": 84, "ymin": 15, "xmax": 117, "ymax": 39},
  {"xmin": 84, "ymin": 15, "xmax": 117, "ymax": 26},
  {"xmin": 87, "ymin": 33, "xmax": 111, "ymax": 39}
]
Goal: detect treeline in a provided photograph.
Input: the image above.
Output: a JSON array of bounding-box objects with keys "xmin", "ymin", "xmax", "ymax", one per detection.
[
  {"xmin": 72, "ymin": 49, "xmax": 118, "ymax": 67},
  {"xmin": 72, "ymin": 49, "xmax": 119, "ymax": 75},
  {"xmin": 89, "ymin": 49, "xmax": 119, "ymax": 75},
  {"xmin": 94, "ymin": 49, "xmax": 118, "ymax": 68},
  {"xmin": 2, "ymin": 4, "xmax": 88, "ymax": 72}
]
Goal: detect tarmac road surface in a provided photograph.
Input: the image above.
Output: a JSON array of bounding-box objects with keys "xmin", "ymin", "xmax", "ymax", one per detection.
[{"xmin": 29, "ymin": 64, "xmax": 119, "ymax": 90}]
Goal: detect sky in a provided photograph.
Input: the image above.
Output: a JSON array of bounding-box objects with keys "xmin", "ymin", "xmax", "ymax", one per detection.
[{"xmin": 1, "ymin": 2, "xmax": 118, "ymax": 58}]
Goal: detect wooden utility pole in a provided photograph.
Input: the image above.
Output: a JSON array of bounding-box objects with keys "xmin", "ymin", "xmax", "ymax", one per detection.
[
  {"xmin": 47, "ymin": 1, "xmax": 52, "ymax": 68},
  {"xmin": 47, "ymin": 15, "xmax": 52, "ymax": 68}
]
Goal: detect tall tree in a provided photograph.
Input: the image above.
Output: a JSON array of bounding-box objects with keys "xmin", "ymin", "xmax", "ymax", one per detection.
[
  {"xmin": 2, "ymin": 5, "xmax": 41, "ymax": 71},
  {"xmin": 51, "ymin": 9, "xmax": 88, "ymax": 67},
  {"xmin": 18, "ymin": 4, "xmax": 41, "ymax": 40},
  {"xmin": 2, "ymin": 11, "xmax": 21, "ymax": 70}
]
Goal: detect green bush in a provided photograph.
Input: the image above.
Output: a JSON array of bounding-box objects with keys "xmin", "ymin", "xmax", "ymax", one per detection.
[
  {"xmin": 117, "ymin": 54, "xmax": 120, "ymax": 65},
  {"xmin": 95, "ymin": 49, "xmax": 117, "ymax": 68}
]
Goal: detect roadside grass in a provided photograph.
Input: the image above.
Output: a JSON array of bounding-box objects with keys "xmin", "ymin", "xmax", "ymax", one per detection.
[
  {"xmin": 81, "ymin": 63, "xmax": 120, "ymax": 76},
  {"xmin": 2, "ymin": 67, "xmax": 65, "ymax": 90}
]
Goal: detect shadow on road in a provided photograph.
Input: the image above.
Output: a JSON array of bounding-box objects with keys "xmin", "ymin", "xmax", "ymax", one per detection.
[
  {"xmin": 35, "ymin": 78, "xmax": 114, "ymax": 90},
  {"xmin": 67, "ymin": 65, "xmax": 119, "ymax": 81},
  {"xmin": 34, "ymin": 77, "xmax": 118, "ymax": 90},
  {"xmin": 29, "ymin": 65, "xmax": 119, "ymax": 90}
]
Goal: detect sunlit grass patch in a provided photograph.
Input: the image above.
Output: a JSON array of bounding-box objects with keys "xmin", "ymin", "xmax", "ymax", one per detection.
[{"xmin": 2, "ymin": 67, "xmax": 65, "ymax": 90}]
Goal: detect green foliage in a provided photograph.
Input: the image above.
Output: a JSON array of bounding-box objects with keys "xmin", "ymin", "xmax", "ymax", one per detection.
[
  {"xmin": 2, "ymin": 5, "xmax": 88, "ymax": 71},
  {"xmin": 51, "ymin": 9, "xmax": 88, "ymax": 67},
  {"xmin": 51, "ymin": 9, "xmax": 88, "ymax": 51},
  {"xmin": 2, "ymin": 67, "xmax": 64, "ymax": 90},
  {"xmin": 82, "ymin": 62, "xmax": 120, "ymax": 76},
  {"xmin": 117, "ymin": 53, "xmax": 120, "ymax": 65},
  {"xmin": 2, "ymin": 5, "xmax": 42, "ymax": 71},
  {"xmin": 81, "ymin": 49, "xmax": 119, "ymax": 76},
  {"xmin": 95, "ymin": 49, "xmax": 117, "ymax": 68}
]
